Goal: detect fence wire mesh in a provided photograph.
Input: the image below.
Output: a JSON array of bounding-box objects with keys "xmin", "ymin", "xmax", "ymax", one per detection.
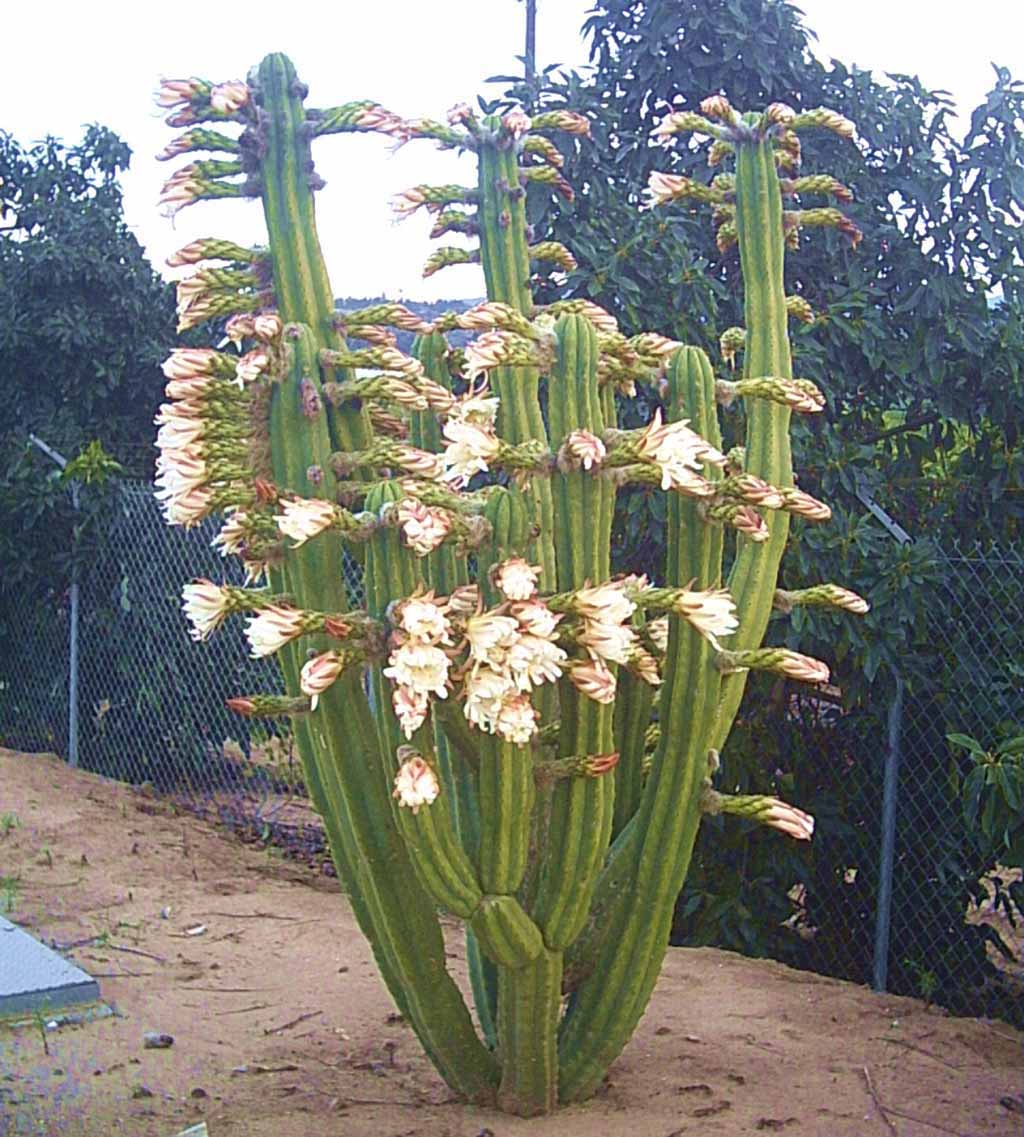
[{"xmin": 2, "ymin": 484, "xmax": 1021, "ymax": 1022}]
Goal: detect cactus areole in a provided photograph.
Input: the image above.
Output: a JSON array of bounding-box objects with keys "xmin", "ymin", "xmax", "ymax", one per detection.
[{"xmin": 158, "ymin": 59, "xmax": 868, "ymax": 1116}]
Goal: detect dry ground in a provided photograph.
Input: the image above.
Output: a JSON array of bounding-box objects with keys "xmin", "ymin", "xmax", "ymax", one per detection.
[{"xmin": 1, "ymin": 747, "xmax": 1022, "ymax": 1137}]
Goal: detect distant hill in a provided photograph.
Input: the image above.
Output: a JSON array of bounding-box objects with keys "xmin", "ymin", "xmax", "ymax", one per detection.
[{"xmin": 335, "ymin": 296, "xmax": 483, "ymax": 355}]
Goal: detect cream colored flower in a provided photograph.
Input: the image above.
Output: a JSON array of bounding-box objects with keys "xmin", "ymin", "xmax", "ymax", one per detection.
[
  {"xmin": 449, "ymin": 391, "xmax": 500, "ymax": 428},
  {"xmin": 275, "ymin": 498, "xmax": 337, "ymax": 547},
  {"xmin": 442, "ymin": 418, "xmax": 501, "ymax": 486},
  {"xmin": 300, "ymin": 650, "xmax": 345, "ymax": 709},
  {"xmin": 160, "ymin": 485, "xmax": 214, "ymax": 528},
  {"xmin": 495, "ymin": 694, "xmax": 538, "ymax": 744},
  {"xmin": 510, "ymin": 600, "xmax": 561, "ymax": 640},
  {"xmin": 212, "ymin": 511, "xmax": 249, "ymax": 557},
  {"xmin": 675, "ymin": 586, "xmax": 738, "ymax": 649},
  {"xmin": 508, "ymin": 635, "xmax": 566, "ymax": 691},
  {"xmin": 465, "ymin": 611, "xmax": 520, "ymax": 669},
  {"xmin": 574, "ymin": 582, "xmax": 635, "ymax": 627},
  {"xmin": 236, "ymin": 349, "xmax": 271, "ymax": 385},
  {"xmin": 580, "ymin": 620, "xmax": 637, "ymax": 665},
  {"xmin": 638, "ymin": 410, "xmax": 726, "ymax": 492},
  {"xmin": 383, "ymin": 642, "xmax": 450, "ymax": 699},
  {"xmin": 392, "ymin": 754, "xmax": 440, "ymax": 813},
  {"xmin": 464, "ymin": 667, "xmax": 515, "ymax": 733},
  {"xmin": 245, "ymin": 605, "xmax": 307, "ymax": 658},
  {"xmin": 493, "ymin": 557, "xmax": 541, "ymax": 601},
  {"xmin": 397, "ymin": 596, "xmax": 453, "ymax": 646},
  {"xmin": 181, "ymin": 579, "xmax": 233, "ymax": 641}
]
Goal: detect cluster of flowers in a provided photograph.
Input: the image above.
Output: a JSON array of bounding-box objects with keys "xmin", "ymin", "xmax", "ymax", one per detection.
[
  {"xmin": 154, "ymin": 348, "xmax": 251, "ymax": 528},
  {"xmin": 383, "ymin": 559, "xmax": 566, "ymax": 744},
  {"xmin": 154, "ymin": 311, "xmax": 283, "ymax": 531}
]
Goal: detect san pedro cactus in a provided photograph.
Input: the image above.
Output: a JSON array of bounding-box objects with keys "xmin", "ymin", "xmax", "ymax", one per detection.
[{"xmin": 156, "ymin": 62, "xmax": 869, "ymax": 1116}]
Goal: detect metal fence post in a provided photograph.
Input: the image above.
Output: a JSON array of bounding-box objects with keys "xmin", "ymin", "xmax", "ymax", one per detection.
[
  {"xmin": 873, "ymin": 674, "xmax": 904, "ymax": 993},
  {"xmin": 67, "ymin": 479, "xmax": 81, "ymax": 768},
  {"xmin": 27, "ymin": 434, "xmax": 79, "ymax": 767}
]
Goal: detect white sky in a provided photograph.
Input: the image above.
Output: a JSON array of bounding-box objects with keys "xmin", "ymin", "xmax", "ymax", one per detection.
[{"xmin": 2, "ymin": 1, "xmax": 1021, "ymax": 300}]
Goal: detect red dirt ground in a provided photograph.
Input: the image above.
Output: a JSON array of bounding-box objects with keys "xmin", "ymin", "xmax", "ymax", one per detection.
[{"xmin": 1, "ymin": 748, "xmax": 1022, "ymax": 1136}]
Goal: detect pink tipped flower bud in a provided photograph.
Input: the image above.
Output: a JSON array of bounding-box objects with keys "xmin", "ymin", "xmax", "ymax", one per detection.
[
  {"xmin": 209, "ymin": 81, "xmax": 249, "ymax": 115},
  {"xmin": 447, "ymin": 102, "xmax": 475, "ymax": 126},
  {"xmin": 765, "ymin": 102, "xmax": 797, "ymax": 126},
  {"xmin": 700, "ymin": 94, "xmax": 736, "ymax": 122},
  {"xmin": 253, "ymin": 313, "xmax": 283, "ymax": 341},
  {"xmin": 236, "ymin": 349, "xmax": 271, "ymax": 385},
  {"xmin": 244, "ymin": 605, "xmax": 307, "ymax": 658},
  {"xmin": 392, "ymin": 750, "xmax": 440, "ymax": 813},
  {"xmin": 300, "ymin": 650, "xmax": 345, "ymax": 710},
  {"xmin": 562, "ymin": 429, "xmax": 607, "ymax": 472},
  {"xmin": 569, "ymin": 658, "xmax": 617, "ymax": 705},
  {"xmin": 181, "ymin": 579, "xmax": 234, "ymax": 641},
  {"xmin": 502, "ymin": 109, "xmax": 533, "ymax": 139},
  {"xmin": 775, "ymin": 650, "xmax": 831, "ymax": 685},
  {"xmin": 390, "ymin": 187, "xmax": 427, "ymax": 217},
  {"xmin": 761, "ymin": 799, "xmax": 815, "ymax": 841},
  {"xmin": 732, "ymin": 505, "xmax": 771, "ymax": 542},
  {"xmin": 226, "ymin": 696, "xmax": 256, "ymax": 717},
  {"xmin": 782, "ymin": 488, "xmax": 832, "ymax": 522}
]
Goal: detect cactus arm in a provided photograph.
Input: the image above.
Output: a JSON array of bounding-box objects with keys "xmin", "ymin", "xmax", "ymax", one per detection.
[
  {"xmin": 475, "ymin": 120, "xmax": 557, "ymax": 589},
  {"xmin": 253, "ymin": 53, "xmax": 368, "ymax": 454},
  {"xmin": 712, "ymin": 134, "xmax": 792, "ymax": 748},
  {"xmin": 611, "ymin": 673, "xmax": 654, "ymax": 838},
  {"xmin": 250, "ymin": 54, "xmax": 497, "ymax": 1099},
  {"xmin": 496, "ymin": 948, "xmax": 563, "ymax": 1116},
  {"xmin": 532, "ymin": 314, "xmax": 617, "ymax": 951},
  {"xmin": 557, "ymin": 345, "xmax": 723, "ymax": 1102}
]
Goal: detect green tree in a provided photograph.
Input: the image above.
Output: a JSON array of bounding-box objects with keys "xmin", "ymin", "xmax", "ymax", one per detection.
[
  {"xmin": 496, "ymin": 0, "xmax": 1023, "ymax": 688},
  {"xmin": 0, "ymin": 126, "xmax": 175, "ymax": 595}
]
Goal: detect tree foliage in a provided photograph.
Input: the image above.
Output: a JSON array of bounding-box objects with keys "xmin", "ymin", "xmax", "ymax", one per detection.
[
  {"xmin": 0, "ymin": 126, "xmax": 175, "ymax": 595},
  {"xmin": 494, "ymin": 0, "xmax": 1024, "ymax": 690}
]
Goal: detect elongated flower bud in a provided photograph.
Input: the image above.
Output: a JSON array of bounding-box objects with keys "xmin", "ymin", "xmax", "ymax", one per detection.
[
  {"xmin": 300, "ymin": 650, "xmax": 345, "ymax": 709},
  {"xmin": 774, "ymin": 584, "xmax": 869, "ymax": 615}
]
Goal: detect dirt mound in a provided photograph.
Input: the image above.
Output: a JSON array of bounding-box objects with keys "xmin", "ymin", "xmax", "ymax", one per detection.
[{"xmin": 1, "ymin": 748, "xmax": 1021, "ymax": 1136}]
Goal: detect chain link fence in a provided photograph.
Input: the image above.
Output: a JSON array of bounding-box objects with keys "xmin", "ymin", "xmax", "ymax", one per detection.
[{"xmin": 2, "ymin": 482, "xmax": 1021, "ymax": 1022}]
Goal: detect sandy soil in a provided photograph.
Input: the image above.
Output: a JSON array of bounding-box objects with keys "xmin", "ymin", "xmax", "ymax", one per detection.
[{"xmin": 1, "ymin": 747, "xmax": 1022, "ymax": 1137}]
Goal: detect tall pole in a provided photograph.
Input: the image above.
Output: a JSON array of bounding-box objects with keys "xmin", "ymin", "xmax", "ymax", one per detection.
[
  {"xmin": 873, "ymin": 674, "xmax": 904, "ymax": 992},
  {"xmin": 28, "ymin": 434, "xmax": 80, "ymax": 769},
  {"xmin": 524, "ymin": 0, "xmax": 537, "ymax": 107}
]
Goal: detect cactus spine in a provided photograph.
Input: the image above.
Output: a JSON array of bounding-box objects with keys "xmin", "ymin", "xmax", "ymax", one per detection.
[{"xmin": 160, "ymin": 65, "xmax": 867, "ymax": 1116}]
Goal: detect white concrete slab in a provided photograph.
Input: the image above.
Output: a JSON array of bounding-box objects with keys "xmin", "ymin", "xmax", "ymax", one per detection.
[{"xmin": 0, "ymin": 915, "xmax": 100, "ymax": 1016}]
